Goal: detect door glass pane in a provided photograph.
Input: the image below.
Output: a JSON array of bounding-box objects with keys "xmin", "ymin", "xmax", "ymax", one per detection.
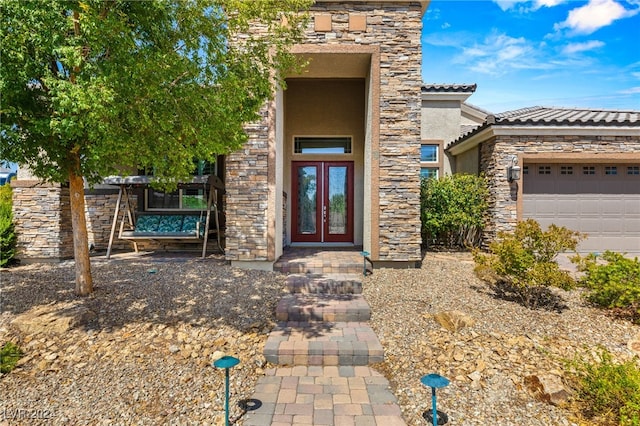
[
  {"xmin": 297, "ymin": 166, "xmax": 317, "ymax": 234},
  {"xmin": 328, "ymin": 166, "xmax": 347, "ymax": 235}
]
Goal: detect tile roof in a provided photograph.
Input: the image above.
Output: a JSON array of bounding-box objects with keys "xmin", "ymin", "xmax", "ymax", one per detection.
[
  {"xmin": 422, "ymin": 84, "xmax": 477, "ymax": 93},
  {"xmin": 447, "ymin": 106, "xmax": 640, "ymax": 151},
  {"xmin": 487, "ymin": 106, "xmax": 640, "ymax": 126}
]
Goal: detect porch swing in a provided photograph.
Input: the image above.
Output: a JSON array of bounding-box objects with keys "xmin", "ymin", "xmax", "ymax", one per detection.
[{"xmin": 103, "ymin": 174, "xmax": 224, "ymax": 259}]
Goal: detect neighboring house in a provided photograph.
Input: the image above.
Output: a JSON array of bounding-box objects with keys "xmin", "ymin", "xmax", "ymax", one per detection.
[{"xmin": 447, "ymin": 107, "xmax": 640, "ymax": 254}]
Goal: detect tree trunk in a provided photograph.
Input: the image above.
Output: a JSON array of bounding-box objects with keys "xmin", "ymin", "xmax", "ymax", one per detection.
[{"xmin": 68, "ymin": 152, "xmax": 93, "ymax": 296}]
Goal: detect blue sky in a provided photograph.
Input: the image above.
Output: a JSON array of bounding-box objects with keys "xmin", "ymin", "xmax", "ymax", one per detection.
[{"xmin": 422, "ymin": 0, "xmax": 640, "ymax": 113}]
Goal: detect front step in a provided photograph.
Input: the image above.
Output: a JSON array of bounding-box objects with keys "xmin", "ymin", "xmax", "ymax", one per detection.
[
  {"xmin": 273, "ymin": 250, "xmax": 364, "ymax": 275},
  {"xmin": 264, "ymin": 321, "xmax": 383, "ymax": 366},
  {"xmin": 276, "ymin": 294, "xmax": 371, "ymax": 322},
  {"xmin": 285, "ymin": 274, "xmax": 363, "ymax": 294}
]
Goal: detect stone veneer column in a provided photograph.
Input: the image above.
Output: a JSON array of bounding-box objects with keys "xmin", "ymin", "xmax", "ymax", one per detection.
[
  {"xmin": 225, "ymin": 1, "xmax": 423, "ymax": 265},
  {"xmin": 11, "ymin": 181, "xmax": 74, "ymax": 261}
]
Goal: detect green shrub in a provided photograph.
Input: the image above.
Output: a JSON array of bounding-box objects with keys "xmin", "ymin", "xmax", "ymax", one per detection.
[
  {"xmin": 0, "ymin": 184, "xmax": 17, "ymax": 267},
  {"xmin": 0, "ymin": 341, "xmax": 23, "ymax": 374},
  {"xmin": 573, "ymin": 251, "xmax": 640, "ymax": 323},
  {"xmin": 420, "ymin": 173, "xmax": 489, "ymax": 248},
  {"xmin": 473, "ymin": 219, "xmax": 582, "ymax": 309},
  {"xmin": 567, "ymin": 348, "xmax": 640, "ymax": 426}
]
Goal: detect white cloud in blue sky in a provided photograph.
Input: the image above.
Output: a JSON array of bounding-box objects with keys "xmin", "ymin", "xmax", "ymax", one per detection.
[{"xmin": 422, "ymin": 0, "xmax": 640, "ymax": 112}]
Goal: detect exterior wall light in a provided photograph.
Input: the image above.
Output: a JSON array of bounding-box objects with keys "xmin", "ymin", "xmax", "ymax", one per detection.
[{"xmin": 507, "ymin": 156, "xmax": 521, "ymax": 182}]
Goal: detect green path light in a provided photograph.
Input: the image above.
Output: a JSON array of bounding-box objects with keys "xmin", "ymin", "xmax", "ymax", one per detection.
[
  {"xmin": 421, "ymin": 373, "xmax": 450, "ymax": 426},
  {"xmin": 360, "ymin": 251, "xmax": 370, "ymax": 276},
  {"xmin": 213, "ymin": 355, "xmax": 240, "ymax": 426}
]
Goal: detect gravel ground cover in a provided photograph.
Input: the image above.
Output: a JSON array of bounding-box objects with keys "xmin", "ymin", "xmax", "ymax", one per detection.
[
  {"xmin": 363, "ymin": 252, "xmax": 640, "ymax": 426},
  {"xmin": 1, "ymin": 251, "xmax": 638, "ymax": 425}
]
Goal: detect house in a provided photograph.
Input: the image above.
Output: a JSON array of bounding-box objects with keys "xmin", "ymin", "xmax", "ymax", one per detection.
[
  {"xmin": 9, "ymin": 0, "xmax": 640, "ymax": 265},
  {"xmin": 447, "ymin": 106, "xmax": 640, "ymax": 254}
]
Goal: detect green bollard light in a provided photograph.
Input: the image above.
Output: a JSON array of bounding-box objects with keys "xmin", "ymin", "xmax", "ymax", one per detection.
[
  {"xmin": 213, "ymin": 355, "xmax": 240, "ymax": 426},
  {"xmin": 360, "ymin": 251, "xmax": 370, "ymax": 276}
]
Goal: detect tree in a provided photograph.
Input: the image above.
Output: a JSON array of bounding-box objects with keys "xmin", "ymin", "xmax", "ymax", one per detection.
[{"xmin": 0, "ymin": 0, "xmax": 311, "ymax": 295}]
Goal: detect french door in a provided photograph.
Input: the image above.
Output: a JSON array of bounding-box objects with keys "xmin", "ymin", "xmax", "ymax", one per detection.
[{"xmin": 291, "ymin": 161, "xmax": 354, "ymax": 243}]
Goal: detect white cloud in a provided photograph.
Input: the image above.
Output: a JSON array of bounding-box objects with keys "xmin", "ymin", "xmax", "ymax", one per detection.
[
  {"xmin": 619, "ymin": 86, "xmax": 640, "ymax": 94},
  {"xmin": 492, "ymin": 0, "xmax": 565, "ymax": 11},
  {"xmin": 554, "ymin": 0, "xmax": 639, "ymax": 35},
  {"xmin": 562, "ymin": 40, "xmax": 605, "ymax": 54},
  {"xmin": 454, "ymin": 31, "xmax": 551, "ymax": 75},
  {"xmin": 441, "ymin": 22, "xmax": 451, "ymax": 29}
]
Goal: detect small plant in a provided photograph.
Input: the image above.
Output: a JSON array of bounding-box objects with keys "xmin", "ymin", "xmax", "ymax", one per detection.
[
  {"xmin": 573, "ymin": 251, "xmax": 640, "ymax": 323},
  {"xmin": 0, "ymin": 184, "xmax": 17, "ymax": 267},
  {"xmin": 567, "ymin": 347, "xmax": 640, "ymax": 426},
  {"xmin": 421, "ymin": 173, "xmax": 489, "ymax": 248},
  {"xmin": 473, "ymin": 219, "xmax": 582, "ymax": 309},
  {"xmin": 0, "ymin": 341, "xmax": 23, "ymax": 374}
]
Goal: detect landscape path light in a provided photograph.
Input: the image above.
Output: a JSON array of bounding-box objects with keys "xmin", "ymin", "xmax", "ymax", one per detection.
[
  {"xmin": 213, "ymin": 355, "xmax": 240, "ymax": 426},
  {"xmin": 421, "ymin": 373, "xmax": 450, "ymax": 425}
]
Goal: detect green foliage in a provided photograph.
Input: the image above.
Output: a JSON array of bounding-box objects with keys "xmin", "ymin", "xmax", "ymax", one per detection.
[
  {"xmin": 0, "ymin": 0, "xmax": 312, "ymax": 190},
  {"xmin": 420, "ymin": 173, "xmax": 489, "ymax": 248},
  {"xmin": 473, "ymin": 219, "xmax": 582, "ymax": 309},
  {"xmin": 0, "ymin": 342, "xmax": 23, "ymax": 374},
  {"xmin": 573, "ymin": 251, "xmax": 640, "ymax": 323},
  {"xmin": 0, "ymin": 185, "xmax": 17, "ymax": 267},
  {"xmin": 567, "ymin": 348, "xmax": 640, "ymax": 426}
]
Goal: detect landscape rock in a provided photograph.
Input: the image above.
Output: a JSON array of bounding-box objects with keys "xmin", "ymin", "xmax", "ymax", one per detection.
[
  {"xmin": 11, "ymin": 302, "xmax": 96, "ymax": 335},
  {"xmin": 433, "ymin": 310, "xmax": 476, "ymax": 333},
  {"xmin": 524, "ymin": 374, "xmax": 571, "ymax": 406}
]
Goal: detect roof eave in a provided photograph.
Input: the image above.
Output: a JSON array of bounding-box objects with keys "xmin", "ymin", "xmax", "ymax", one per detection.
[{"xmin": 446, "ymin": 125, "xmax": 640, "ymax": 156}]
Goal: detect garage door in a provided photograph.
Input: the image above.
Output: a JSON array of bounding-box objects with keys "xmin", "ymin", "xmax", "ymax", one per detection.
[{"xmin": 523, "ymin": 163, "xmax": 640, "ymax": 254}]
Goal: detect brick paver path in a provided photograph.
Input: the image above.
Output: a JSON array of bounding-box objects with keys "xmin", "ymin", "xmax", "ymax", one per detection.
[{"xmin": 243, "ymin": 249, "xmax": 406, "ymax": 425}]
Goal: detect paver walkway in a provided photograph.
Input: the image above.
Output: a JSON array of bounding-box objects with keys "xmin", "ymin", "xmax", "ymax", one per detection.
[{"xmin": 243, "ymin": 249, "xmax": 406, "ymax": 426}]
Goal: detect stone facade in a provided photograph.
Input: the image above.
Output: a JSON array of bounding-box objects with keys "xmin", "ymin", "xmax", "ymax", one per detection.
[
  {"xmin": 480, "ymin": 134, "xmax": 640, "ymax": 241},
  {"xmin": 225, "ymin": 1, "xmax": 424, "ymax": 264},
  {"xmin": 11, "ymin": 181, "xmax": 74, "ymax": 260}
]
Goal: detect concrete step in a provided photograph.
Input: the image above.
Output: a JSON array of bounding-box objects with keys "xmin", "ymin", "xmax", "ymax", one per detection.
[
  {"xmin": 264, "ymin": 321, "xmax": 384, "ymax": 366},
  {"xmin": 285, "ymin": 274, "xmax": 363, "ymax": 295},
  {"xmin": 276, "ymin": 294, "xmax": 371, "ymax": 323}
]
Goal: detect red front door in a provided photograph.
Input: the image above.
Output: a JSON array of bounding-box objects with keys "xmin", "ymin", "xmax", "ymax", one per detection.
[{"xmin": 291, "ymin": 161, "xmax": 354, "ymax": 243}]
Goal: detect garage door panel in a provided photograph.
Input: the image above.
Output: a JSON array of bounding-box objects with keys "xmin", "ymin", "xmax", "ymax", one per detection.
[{"xmin": 523, "ymin": 163, "xmax": 640, "ymax": 253}]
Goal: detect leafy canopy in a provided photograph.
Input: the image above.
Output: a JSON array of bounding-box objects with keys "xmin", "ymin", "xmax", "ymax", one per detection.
[{"xmin": 1, "ymin": 0, "xmax": 311, "ymax": 189}]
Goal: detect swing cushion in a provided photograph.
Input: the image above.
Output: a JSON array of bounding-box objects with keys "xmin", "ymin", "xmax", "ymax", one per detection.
[{"xmin": 128, "ymin": 214, "xmax": 204, "ymax": 238}]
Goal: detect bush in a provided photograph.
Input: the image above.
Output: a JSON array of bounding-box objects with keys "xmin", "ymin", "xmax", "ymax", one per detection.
[
  {"xmin": 0, "ymin": 341, "xmax": 23, "ymax": 374},
  {"xmin": 420, "ymin": 173, "xmax": 489, "ymax": 248},
  {"xmin": 0, "ymin": 184, "xmax": 17, "ymax": 267},
  {"xmin": 473, "ymin": 219, "xmax": 582, "ymax": 309},
  {"xmin": 567, "ymin": 348, "xmax": 640, "ymax": 426},
  {"xmin": 573, "ymin": 251, "xmax": 640, "ymax": 323}
]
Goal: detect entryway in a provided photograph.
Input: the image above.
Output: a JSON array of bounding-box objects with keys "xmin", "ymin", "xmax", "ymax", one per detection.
[{"xmin": 291, "ymin": 161, "xmax": 354, "ymax": 243}]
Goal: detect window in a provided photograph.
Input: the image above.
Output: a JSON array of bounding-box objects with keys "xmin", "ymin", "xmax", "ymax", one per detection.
[
  {"xmin": 538, "ymin": 166, "xmax": 551, "ymax": 175},
  {"xmin": 605, "ymin": 166, "xmax": 617, "ymax": 175},
  {"xmin": 294, "ymin": 137, "xmax": 351, "ymax": 154},
  {"xmin": 628, "ymin": 166, "xmax": 640, "ymax": 175},
  {"xmin": 583, "ymin": 166, "xmax": 595, "ymax": 175},
  {"xmin": 420, "ymin": 167, "xmax": 438, "ymax": 180},
  {"xmin": 146, "ymin": 188, "xmax": 207, "ymax": 210},
  {"xmin": 560, "ymin": 166, "xmax": 573, "ymax": 175},
  {"xmin": 523, "ymin": 166, "xmax": 529, "ymax": 175},
  {"xmin": 420, "ymin": 145, "xmax": 438, "ymax": 162}
]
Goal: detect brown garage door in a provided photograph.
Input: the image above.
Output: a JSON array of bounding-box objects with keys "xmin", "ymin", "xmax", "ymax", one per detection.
[{"xmin": 523, "ymin": 163, "xmax": 640, "ymax": 254}]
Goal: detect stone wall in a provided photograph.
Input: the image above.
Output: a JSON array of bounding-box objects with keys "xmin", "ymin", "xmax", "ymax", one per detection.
[
  {"xmin": 480, "ymin": 134, "xmax": 640, "ymax": 242},
  {"xmin": 11, "ymin": 181, "xmax": 74, "ymax": 260},
  {"xmin": 225, "ymin": 1, "xmax": 423, "ymax": 263}
]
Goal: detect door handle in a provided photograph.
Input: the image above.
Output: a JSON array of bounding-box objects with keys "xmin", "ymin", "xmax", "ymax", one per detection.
[{"xmin": 323, "ymin": 205, "xmax": 327, "ymax": 223}]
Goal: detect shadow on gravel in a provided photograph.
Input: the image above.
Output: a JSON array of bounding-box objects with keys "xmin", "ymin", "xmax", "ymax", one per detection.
[
  {"xmin": 0, "ymin": 255, "xmax": 287, "ymax": 334},
  {"xmin": 471, "ymin": 282, "xmax": 569, "ymax": 313}
]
